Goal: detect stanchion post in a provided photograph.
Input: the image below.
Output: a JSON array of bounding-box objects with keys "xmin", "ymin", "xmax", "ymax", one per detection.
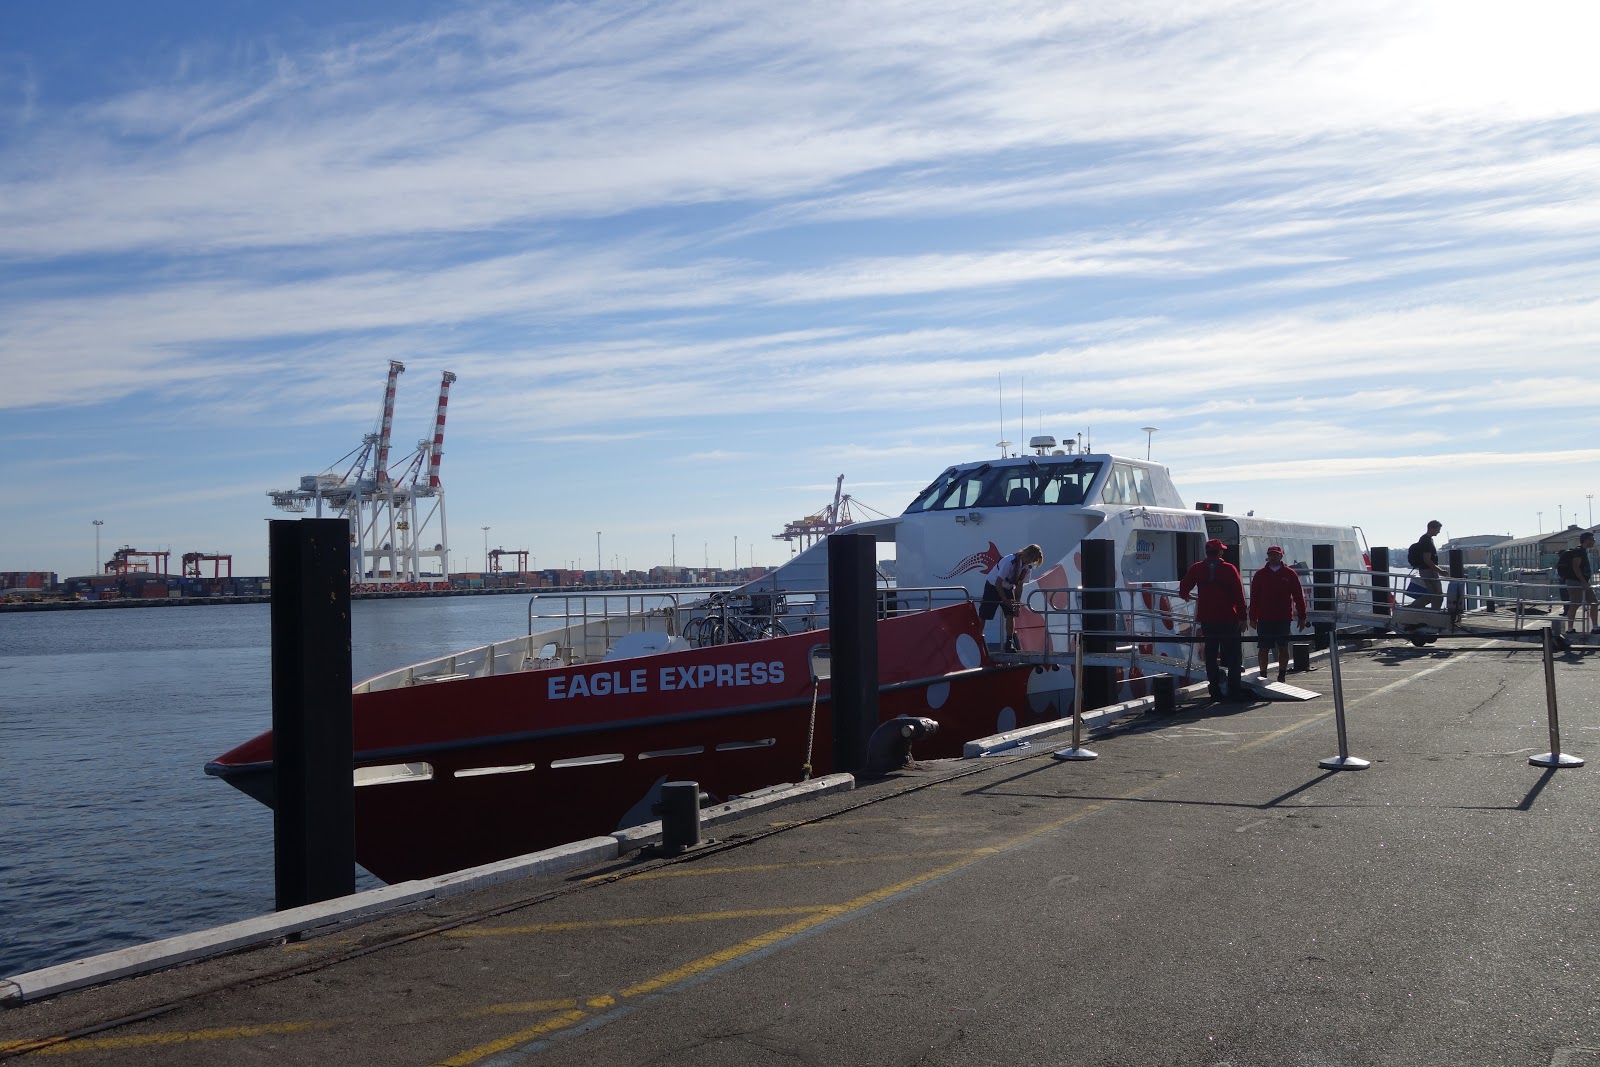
[
  {"xmin": 1053, "ymin": 636, "xmax": 1098, "ymax": 761},
  {"xmin": 270, "ymin": 518, "xmax": 355, "ymax": 911},
  {"xmin": 1530, "ymin": 627, "xmax": 1584, "ymax": 768},
  {"xmin": 1370, "ymin": 547, "xmax": 1390, "ymax": 622},
  {"xmin": 1311, "ymin": 543, "xmax": 1335, "ymax": 651},
  {"xmin": 828, "ymin": 532, "xmax": 879, "ymax": 775},
  {"xmin": 1318, "ymin": 627, "xmax": 1370, "ymax": 771},
  {"xmin": 1080, "ymin": 540, "xmax": 1118, "ymax": 712}
]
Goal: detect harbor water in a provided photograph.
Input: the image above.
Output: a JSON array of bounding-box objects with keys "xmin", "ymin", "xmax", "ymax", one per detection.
[{"xmin": 0, "ymin": 594, "xmax": 623, "ymax": 978}]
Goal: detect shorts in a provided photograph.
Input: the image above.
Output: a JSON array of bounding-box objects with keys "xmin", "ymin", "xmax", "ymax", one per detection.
[
  {"xmin": 979, "ymin": 582, "xmax": 1017, "ymax": 620},
  {"xmin": 1256, "ymin": 619, "xmax": 1292, "ymax": 643},
  {"xmin": 1564, "ymin": 580, "xmax": 1598, "ymax": 607}
]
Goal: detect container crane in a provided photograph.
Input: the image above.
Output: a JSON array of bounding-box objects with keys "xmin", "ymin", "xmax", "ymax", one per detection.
[
  {"xmin": 182, "ymin": 552, "xmax": 233, "ymax": 579},
  {"xmin": 488, "ymin": 548, "xmax": 529, "ymax": 573},
  {"xmin": 773, "ymin": 475, "xmax": 884, "ymax": 550},
  {"xmin": 265, "ymin": 361, "xmax": 456, "ymax": 585},
  {"xmin": 106, "ymin": 547, "xmax": 171, "ymax": 576}
]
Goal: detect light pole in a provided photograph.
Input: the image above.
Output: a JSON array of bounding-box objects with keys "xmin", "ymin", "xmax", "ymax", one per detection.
[
  {"xmin": 734, "ymin": 535, "xmax": 739, "ymax": 574},
  {"xmin": 1588, "ymin": 494, "xmax": 1594, "ymax": 527},
  {"xmin": 92, "ymin": 519, "xmax": 104, "ymax": 574},
  {"xmin": 1559, "ymin": 505, "xmax": 1564, "ymax": 529},
  {"xmin": 1538, "ymin": 512, "xmax": 1543, "ymax": 534},
  {"xmin": 596, "ymin": 531, "xmax": 602, "ymax": 576},
  {"xmin": 672, "ymin": 533, "xmax": 676, "ymax": 570},
  {"xmin": 481, "ymin": 526, "xmax": 490, "ymax": 571},
  {"xmin": 1140, "ymin": 426, "xmax": 1159, "ymax": 460}
]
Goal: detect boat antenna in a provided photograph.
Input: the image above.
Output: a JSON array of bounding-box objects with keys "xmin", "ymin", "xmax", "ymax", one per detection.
[
  {"xmin": 1019, "ymin": 376, "xmax": 1025, "ymax": 461},
  {"xmin": 997, "ymin": 374, "xmax": 1005, "ymax": 457}
]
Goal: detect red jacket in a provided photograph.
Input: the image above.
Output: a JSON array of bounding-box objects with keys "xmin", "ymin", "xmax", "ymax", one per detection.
[
  {"xmin": 1179, "ymin": 557, "xmax": 1247, "ymax": 625},
  {"xmin": 1249, "ymin": 564, "xmax": 1307, "ymax": 624}
]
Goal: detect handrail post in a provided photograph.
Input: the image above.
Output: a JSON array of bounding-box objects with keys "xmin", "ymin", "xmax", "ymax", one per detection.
[
  {"xmin": 1318, "ymin": 626, "xmax": 1370, "ymax": 771},
  {"xmin": 1530, "ymin": 627, "xmax": 1585, "ymax": 768}
]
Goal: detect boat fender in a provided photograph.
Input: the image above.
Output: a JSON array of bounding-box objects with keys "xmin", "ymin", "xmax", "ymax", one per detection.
[{"xmin": 865, "ymin": 715, "xmax": 940, "ymax": 776}]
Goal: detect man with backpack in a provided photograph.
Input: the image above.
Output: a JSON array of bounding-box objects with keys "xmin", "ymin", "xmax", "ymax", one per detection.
[
  {"xmin": 1179, "ymin": 538, "xmax": 1248, "ymax": 701},
  {"xmin": 1406, "ymin": 520, "xmax": 1446, "ymax": 616},
  {"xmin": 1558, "ymin": 530, "xmax": 1598, "ymax": 635}
]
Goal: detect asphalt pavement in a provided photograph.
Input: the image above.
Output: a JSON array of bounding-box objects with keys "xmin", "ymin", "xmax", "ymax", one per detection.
[{"xmin": 4, "ymin": 630, "xmax": 1599, "ymax": 1067}]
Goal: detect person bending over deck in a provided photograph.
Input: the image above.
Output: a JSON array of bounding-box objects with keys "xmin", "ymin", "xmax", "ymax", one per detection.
[
  {"xmin": 1180, "ymin": 538, "xmax": 1248, "ymax": 701},
  {"xmin": 980, "ymin": 544, "xmax": 1043, "ymax": 653},
  {"xmin": 1250, "ymin": 545, "xmax": 1308, "ymax": 683},
  {"xmin": 1558, "ymin": 531, "xmax": 1599, "ymax": 635}
]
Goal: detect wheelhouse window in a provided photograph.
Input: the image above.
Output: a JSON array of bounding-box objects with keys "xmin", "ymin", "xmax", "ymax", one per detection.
[
  {"xmin": 1101, "ymin": 462, "xmax": 1159, "ymax": 506},
  {"xmin": 904, "ymin": 460, "xmax": 1103, "ymax": 513},
  {"xmin": 974, "ymin": 459, "xmax": 1104, "ymax": 507},
  {"xmin": 904, "ymin": 465, "xmax": 996, "ymax": 513}
]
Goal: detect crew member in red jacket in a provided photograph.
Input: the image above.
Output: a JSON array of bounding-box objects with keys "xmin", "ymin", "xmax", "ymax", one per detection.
[
  {"xmin": 1249, "ymin": 545, "xmax": 1308, "ymax": 683},
  {"xmin": 1179, "ymin": 538, "xmax": 1248, "ymax": 701}
]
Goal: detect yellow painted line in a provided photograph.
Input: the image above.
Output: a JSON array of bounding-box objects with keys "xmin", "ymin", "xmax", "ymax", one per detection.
[
  {"xmin": 446, "ymin": 906, "xmax": 836, "ymax": 938},
  {"xmin": 1234, "ymin": 712, "xmax": 1331, "ymax": 752},
  {"xmin": 431, "ymin": 1009, "xmax": 589, "ymax": 1067},
  {"xmin": 612, "ymin": 848, "xmax": 981, "ymax": 882},
  {"xmin": 26, "ymin": 1021, "xmax": 330, "ymax": 1056},
  {"xmin": 466, "ymin": 998, "xmax": 578, "ymax": 1017},
  {"xmin": 616, "ymin": 786, "xmax": 1148, "ymax": 1000}
]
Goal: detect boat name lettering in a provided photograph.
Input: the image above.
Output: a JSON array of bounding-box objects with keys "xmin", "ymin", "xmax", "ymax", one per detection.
[{"xmin": 546, "ymin": 660, "xmax": 786, "ymax": 700}]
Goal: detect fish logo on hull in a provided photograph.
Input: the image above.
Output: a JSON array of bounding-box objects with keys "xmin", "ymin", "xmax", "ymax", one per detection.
[{"xmin": 937, "ymin": 541, "xmax": 1002, "ymax": 579}]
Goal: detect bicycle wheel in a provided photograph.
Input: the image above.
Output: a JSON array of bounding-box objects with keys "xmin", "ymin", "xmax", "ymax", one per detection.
[
  {"xmin": 681, "ymin": 616, "xmax": 711, "ymax": 647},
  {"xmin": 757, "ymin": 619, "xmax": 790, "ymax": 640}
]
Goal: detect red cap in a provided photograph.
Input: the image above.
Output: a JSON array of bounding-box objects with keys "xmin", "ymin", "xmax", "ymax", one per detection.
[
  {"xmin": 1205, "ymin": 538, "xmax": 1225, "ymax": 554},
  {"xmin": 1266, "ymin": 545, "xmax": 1284, "ymax": 555}
]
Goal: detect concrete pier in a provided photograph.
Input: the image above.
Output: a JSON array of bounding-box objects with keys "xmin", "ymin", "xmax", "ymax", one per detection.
[{"xmin": 4, "ymin": 632, "xmax": 1598, "ymax": 1066}]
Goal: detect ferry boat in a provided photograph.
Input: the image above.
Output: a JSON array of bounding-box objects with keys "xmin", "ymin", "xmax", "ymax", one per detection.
[{"xmin": 207, "ymin": 435, "xmax": 1366, "ymax": 882}]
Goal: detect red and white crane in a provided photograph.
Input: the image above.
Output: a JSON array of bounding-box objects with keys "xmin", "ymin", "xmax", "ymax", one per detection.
[{"xmin": 266, "ymin": 362, "xmax": 457, "ymax": 585}]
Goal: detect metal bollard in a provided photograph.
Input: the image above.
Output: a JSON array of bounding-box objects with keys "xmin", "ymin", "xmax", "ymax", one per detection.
[
  {"xmin": 659, "ymin": 781, "xmax": 704, "ymax": 853},
  {"xmin": 1292, "ymin": 642, "xmax": 1312, "ymax": 673},
  {"xmin": 1152, "ymin": 674, "xmax": 1176, "ymax": 714}
]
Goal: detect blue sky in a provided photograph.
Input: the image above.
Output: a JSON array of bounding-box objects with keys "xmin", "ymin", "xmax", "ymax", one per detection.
[{"xmin": 5, "ymin": 0, "xmax": 1600, "ymax": 579}]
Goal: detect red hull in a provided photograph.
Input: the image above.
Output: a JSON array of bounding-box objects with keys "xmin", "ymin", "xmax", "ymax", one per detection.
[{"xmin": 208, "ymin": 605, "xmax": 1033, "ymax": 882}]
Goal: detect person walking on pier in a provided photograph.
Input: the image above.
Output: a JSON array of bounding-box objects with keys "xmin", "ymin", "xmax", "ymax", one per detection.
[
  {"xmin": 1250, "ymin": 545, "xmax": 1307, "ymax": 683},
  {"xmin": 1180, "ymin": 538, "xmax": 1248, "ymax": 700},
  {"xmin": 1558, "ymin": 530, "xmax": 1598, "ymax": 635},
  {"xmin": 981, "ymin": 543, "xmax": 1043, "ymax": 653},
  {"xmin": 1405, "ymin": 520, "xmax": 1446, "ymax": 618}
]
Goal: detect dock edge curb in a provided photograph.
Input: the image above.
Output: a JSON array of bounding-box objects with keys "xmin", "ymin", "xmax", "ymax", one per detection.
[{"xmin": 1, "ymin": 773, "xmax": 858, "ymax": 1007}]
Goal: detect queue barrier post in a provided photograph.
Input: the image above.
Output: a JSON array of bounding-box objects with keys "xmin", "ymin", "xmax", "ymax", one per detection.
[
  {"xmin": 1530, "ymin": 627, "xmax": 1584, "ymax": 768},
  {"xmin": 1318, "ymin": 627, "xmax": 1370, "ymax": 771},
  {"xmin": 1053, "ymin": 636, "xmax": 1099, "ymax": 762}
]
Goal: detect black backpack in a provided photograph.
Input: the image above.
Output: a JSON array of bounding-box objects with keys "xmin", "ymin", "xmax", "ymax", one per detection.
[
  {"xmin": 1558, "ymin": 547, "xmax": 1585, "ymax": 580},
  {"xmin": 1406, "ymin": 541, "xmax": 1427, "ymax": 568}
]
